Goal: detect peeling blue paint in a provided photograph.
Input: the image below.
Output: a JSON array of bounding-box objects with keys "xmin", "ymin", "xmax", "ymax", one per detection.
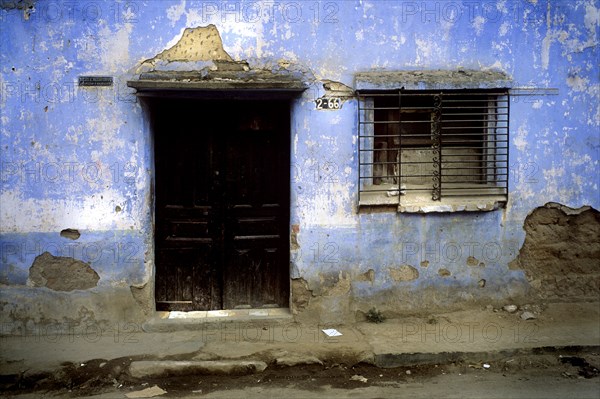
[{"xmin": 0, "ymin": 231, "xmax": 146, "ymax": 286}]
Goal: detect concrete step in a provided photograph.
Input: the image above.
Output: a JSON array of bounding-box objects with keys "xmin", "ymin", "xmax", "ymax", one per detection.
[{"xmin": 142, "ymin": 308, "xmax": 293, "ymax": 333}]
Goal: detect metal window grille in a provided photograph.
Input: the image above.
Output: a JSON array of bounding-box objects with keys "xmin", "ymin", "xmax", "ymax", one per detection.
[{"xmin": 357, "ymin": 89, "xmax": 509, "ymax": 206}]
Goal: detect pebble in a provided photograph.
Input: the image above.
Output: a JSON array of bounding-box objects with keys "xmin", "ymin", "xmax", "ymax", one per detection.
[
  {"xmin": 350, "ymin": 375, "xmax": 368, "ymax": 383},
  {"xmin": 503, "ymin": 305, "xmax": 518, "ymax": 313},
  {"xmin": 520, "ymin": 311, "xmax": 536, "ymax": 320}
]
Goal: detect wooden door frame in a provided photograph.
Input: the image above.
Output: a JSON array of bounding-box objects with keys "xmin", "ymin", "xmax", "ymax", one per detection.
[{"xmin": 143, "ymin": 92, "xmax": 296, "ymax": 312}]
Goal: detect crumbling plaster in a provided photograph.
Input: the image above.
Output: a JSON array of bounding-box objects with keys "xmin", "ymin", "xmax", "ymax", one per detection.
[
  {"xmin": 28, "ymin": 251, "xmax": 100, "ymax": 291},
  {"xmin": 509, "ymin": 202, "xmax": 600, "ymax": 300},
  {"xmin": 0, "ymin": 1, "xmax": 598, "ymax": 328}
]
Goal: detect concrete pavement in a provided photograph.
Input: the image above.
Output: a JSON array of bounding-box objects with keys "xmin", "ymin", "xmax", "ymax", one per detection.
[{"xmin": 1, "ymin": 302, "xmax": 599, "ymax": 379}]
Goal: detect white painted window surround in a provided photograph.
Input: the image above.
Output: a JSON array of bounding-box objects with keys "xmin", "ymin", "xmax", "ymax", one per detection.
[{"xmin": 355, "ymin": 71, "xmax": 512, "ymax": 213}]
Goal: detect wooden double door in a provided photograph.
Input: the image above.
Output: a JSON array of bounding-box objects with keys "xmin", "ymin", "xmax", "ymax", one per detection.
[{"xmin": 152, "ymin": 98, "xmax": 290, "ymax": 311}]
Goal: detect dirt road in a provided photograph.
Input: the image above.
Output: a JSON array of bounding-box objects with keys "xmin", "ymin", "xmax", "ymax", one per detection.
[{"xmin": 2, "ymin": 349, "xmax": 598, "ymax": 398}]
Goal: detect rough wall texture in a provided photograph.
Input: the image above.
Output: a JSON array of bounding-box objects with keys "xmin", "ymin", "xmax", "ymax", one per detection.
[
  {"xmin": 0, "ymin": 286, "xmax": 146, "ymax": 335},
  {"xmin": 29, "ymin": 251, "xmax": 100, "ymax": 291},
  {"xmin": 146, "ymin": 25, "xmax": 233, "ymax": 64},
  {"xmin": 510, "ymin": 203, "xmax": 600, "ymax": 300},
  {"xmin": 389, "ymin": 265, "xmax": 420, "ymax": 282}
]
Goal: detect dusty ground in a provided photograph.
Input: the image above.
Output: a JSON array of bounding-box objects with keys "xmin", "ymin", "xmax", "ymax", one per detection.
[
  {"xmin": 1, "ymin": 302, "xmax": 599, "ymax": 398},
  {"xmin": 1, "ymin": 348, "xmax": 598, "ymax": 398}
]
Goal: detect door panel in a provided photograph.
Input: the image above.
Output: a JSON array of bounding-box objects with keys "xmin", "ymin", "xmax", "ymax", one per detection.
[
  {"xmin": 155, "ymin": 247, "xmax": 218, "ymax": 311},
  {"xmin": 153, "ymin": 99, "xmax": 290, "ymax": 311},
  {"xmin": 224, "ymin": 243, "xmax": 282, "ymax": 309}
]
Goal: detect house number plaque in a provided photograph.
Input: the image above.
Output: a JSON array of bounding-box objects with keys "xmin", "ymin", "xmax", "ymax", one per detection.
[{"xmin": 315, "ymin": 97, "xmax": 341, "ymax": 110}]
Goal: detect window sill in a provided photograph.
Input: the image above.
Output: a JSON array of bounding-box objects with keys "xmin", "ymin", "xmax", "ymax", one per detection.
[
  {"xmin": 397, "ymin": 196, "xmax": 505, "ymax": 213},
  {"xmin": 359, "ymin": 183, "xmax": 506, "ymax": 213}
]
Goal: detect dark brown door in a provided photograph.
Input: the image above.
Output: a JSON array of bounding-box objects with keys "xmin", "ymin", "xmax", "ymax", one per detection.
[{"xmin": 153, "ymin": 99, "xmax": 290, "ymax": 311}]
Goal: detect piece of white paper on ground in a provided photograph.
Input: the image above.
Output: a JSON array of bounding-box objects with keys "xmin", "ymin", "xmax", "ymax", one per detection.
[
  {"xmin": 322, "ymin": 328, "xmax": 342, "ymax": 337},
  {"xmin": 125, "ymin": 385, "xmax": 167, "ymax": 398}
]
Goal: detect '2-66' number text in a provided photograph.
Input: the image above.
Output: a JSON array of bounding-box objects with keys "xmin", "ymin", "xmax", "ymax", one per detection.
[{"xmin": 315, "ymin": 97, "xmax": 341, "ymax": 110}]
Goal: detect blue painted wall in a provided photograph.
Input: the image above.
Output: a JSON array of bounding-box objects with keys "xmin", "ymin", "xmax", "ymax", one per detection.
[{"xmin": 1, "ymin": 0, "xmax": 598, "ymax": 325}]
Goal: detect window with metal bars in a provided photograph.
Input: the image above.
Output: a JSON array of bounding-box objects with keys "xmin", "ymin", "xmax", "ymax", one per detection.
[{"xmin": 357, "ymin": 89, "xmax": 509, "ymax": 210}]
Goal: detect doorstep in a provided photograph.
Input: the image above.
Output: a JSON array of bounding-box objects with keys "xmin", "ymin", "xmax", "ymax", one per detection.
[{"xmin": 142, "ymin": 308, "xmax": 293, "ymax": 332}]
